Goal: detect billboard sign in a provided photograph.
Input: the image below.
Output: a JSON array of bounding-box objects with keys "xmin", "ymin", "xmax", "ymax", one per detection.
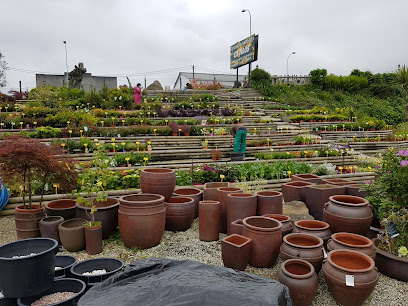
[{"xmin": 230, "ymin": 34, "xmax": 259, "ymax": 69}]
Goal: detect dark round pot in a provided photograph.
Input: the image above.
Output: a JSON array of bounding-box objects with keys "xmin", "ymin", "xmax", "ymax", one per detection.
[
  {"xmin": 173, "ymin": 187, "xmax": 203, "ymax": 218},
  {"xmin": 256, "ymin": 191, "xmax": 283, "ymax": 215},
  {"xmin": 323, "ymin": 195, "xmax": 373, "ymax": 235},
  {"xmin": 0, "ymin": 238, "xmax": 58, "ymax": 298},
  {"xmin": 165, "ymin": 197, "xmax": 195, "ymax": 231},
  {"xmin": 45, "ymin": 199, "xmax": 76, "ymax": 220},
  {"xmin": 14, "ymin": 205, "xmax": 45, "ymax": 239},
  {"xmin": 118, "ymin": 193, "xmax": 166, "ymax": 249},
  {"xmin": 140, "ymin": 168, "xmax": 176, "ymax": 201},
  {"xmin": 293, "ymin": 220, "xmax": 331, "ymax": 245},
  {"xmin": 278, "ymin": 259, "xmax": 318, "ymax": 306},
  {"xmin": 242, "ymin": 216, "xmax": 282, "ymax": 268},
  {"xmin": 55, "ymin": 255, "xmax": 77, "ymax": 279},
  {"xmin": 75, "ymin": 197, "xmax": 119, "ymax": 239},
  {"xmin": 217, "ymin": 187, "xmax": 243, "ymax": 234},
  {"xmin": 322, "ymin": 250, "xmax": 378, "ymax": 306},
  {"xmin": 17, "ymin": 278, "xmax": 86, "ymax": 306},
  {"xmin": 85, "ymin": 225, "xmax": 103, "ymax": 255},
  {"xmin": 70, "ymin": 258, "xmax": 123, "ymax": 287},
  {"xmin": 58, "ymin": 218, "xmax": 86, "ymax": 252},
  {"xmin": 280, "ymin": 233, "xmax": 325, "ymax": 273},
  {"xmin": 198, "ymin": 201, "xmax": 220, "ymax": 241},
  {"xmin": 39, "ymin": 216, "xmax": 64, "ymax": 243},
  {"xmin": 262, "ymin": 214, "xmax": 292, "ymax": 237},
  {"xmin": 327, "ymin": 232, "xmax": 375, "ymax": 260},
  {"xmin": 227, "ymin": 193, "xmax": 257, "ymax": 235}
]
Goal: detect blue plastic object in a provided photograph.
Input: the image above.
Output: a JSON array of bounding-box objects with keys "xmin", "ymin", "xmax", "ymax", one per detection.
[{"xmin": 0, "ymin": 177, "xmax": 9, "ymax": 211}]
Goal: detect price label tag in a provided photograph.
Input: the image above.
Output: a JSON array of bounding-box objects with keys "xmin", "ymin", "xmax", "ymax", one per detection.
[
  {"xmin": 386, "ymin": 222, "xmax": 400, "ymax": 238},
  {"xmin": 323, "ymin": 248, "xmax": 327, "ymax": 259},
  {"xmin": 346, "ymin": 275, "xmax": 354, "ymax": 287}
]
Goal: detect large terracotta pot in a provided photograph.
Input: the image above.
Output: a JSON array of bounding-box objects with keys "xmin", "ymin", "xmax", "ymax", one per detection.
[
  {"xmin": 293, "ymin": 220, "xmax": 331, "ymax": 245},
  {"xmin": 305, "ymin": 184, "xmax": 346, "ymax": 220},
  {"xmin": 278, "ymin": 259, "xmax": 318, "ymax": 306},
  {"xmin": 280, "ymin": 233, "xmax": 325, "ymax": 273},
  {"xmin": 242, "ymin": 216, "xmax": 282, "ymax": 268},
  {"xmin": 256, "ymin": 191, "xmax": 283, "ymax": 215},
  {"xmin": 140, "ymin": 168, "xmax": 176, "ymax": 201},
  {"xmin": 75, "ymin": 197, "xmax": 119, "ymax": 239},
  {"xmin": 45, "ymin": 199, "xmax": 76, "ymax": 220},
  {"xmin": 226, "ymin": 193, "xmax": 257, "ymax": 235},
  {"xmin": 291, "ymin": 173, "xmax": 322, "ymax": 184},
  {"xmin": 221, "ymin": 234, "xmax": 252, "ymax": 271},
  {"xmin": 262, "ymin": 214, "xmax": 292, "ymax": 237},
  {"xmin": 85, "ymin": 225, "xmax": 103, "ymax": 255},
  {"xmin": 323, "ymin": 195, "xmax": 373, "ymax": 235},
  {"xmin": 58, "ymin": 218, "xmax": 86, "ymax": 252},
  {"xmin": 173, "ymin": 187, "xmax": 203, "ymax": 218},
  {"xmin": 199, "ymin": 201, "xmax": 220, "ymax": 241},
  {"xmin": 39, "ymin": 216, "xmax": 64, "ymax": 243},
  {"xmin": 118, "ymin": 193, "xmax": 166, "ymax": 249},
  {"xmin": 346, "ymin": 183, "xmax": 368, "ymax": 198},
  {"xmin": 323, "ymin": 250, "xmax": 379, "ymax": 306},
  {"xmin": 281, "ymin": 181, "xmax": 315, "ymax": 203},
  {"xmin": 217, "ymin": 187, "xmax": 242, "ymax": 234},
  {"xmin": 203, "ymin": 182, "xmax": 229, "ymax": 201},
  {"xmin": 165, "ymin": 196, "xmax": 195, "ymax": 231},
  {"xmin": 327, "ymin": 232, "xmax": 375, "ymax": 260},
  {"xmin": 14, "ymin": 205, "xmax": 45, "ymax": 239},
  {"xmin": 372, "ymin": 238, "xmax": 408, "ymax": 281}
]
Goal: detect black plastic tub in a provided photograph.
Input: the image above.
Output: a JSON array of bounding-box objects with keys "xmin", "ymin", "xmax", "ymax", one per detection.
[
  {"xmin": 17, "ymin": 278, "xmax": 86, "ymax": 306},
  {"xmin": 55, "ymin": 255, "xmax": 78, "ymax": 279},
  {"xmin": 0, "ymin": 297, "xmax": 17, "ymax": 306},
  {"xmin": 70, "ymin": 258, "xmax": 123, "ymax": 287},
  {"xmin": 230, "ymin": 152, "xmax": 244, "ymax": 161},
  {"xmin": 0, "ymin": 238, "xmax": 58, "ymax": 298}
]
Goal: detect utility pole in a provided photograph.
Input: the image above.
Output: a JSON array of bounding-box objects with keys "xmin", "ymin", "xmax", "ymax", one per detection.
[
  {"xmin": 19, "ymin": 81, "xmax": 22, "ymax": 94},
  {"xmin": 63, "ymin": 41, "xmax": 69, "ymax": 87},
  {"xmin": 193, "ymin": 65, "xmax": 195, "ymax": 79}
]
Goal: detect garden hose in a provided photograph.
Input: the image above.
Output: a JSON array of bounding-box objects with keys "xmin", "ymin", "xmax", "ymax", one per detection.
[{"xmin": 0, "ymin": 177, "xmax": 9, "ymax": 211}]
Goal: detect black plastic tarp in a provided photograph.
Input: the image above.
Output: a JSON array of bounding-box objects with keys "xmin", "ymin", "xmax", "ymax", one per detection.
[{"xmin": 78, "ymin": 258, "xmax": 291, "ymax": 306}]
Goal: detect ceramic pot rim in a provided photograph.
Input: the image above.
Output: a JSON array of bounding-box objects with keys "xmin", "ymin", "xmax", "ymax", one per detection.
[
  {"xmin": 262, "ymin": 214, "xmax": 291, "ymax": 222},
  {"xmin": 141, "ymin": 168, "xmax": 174, "ymax": 174},
  {"xmin": 281, "ymin": 259, "xmax": 315, "ymax": 279},
  {"xmin": 295, "ymin": 220, "xmax": 329, "ymax": 231},
  {"xmin": 293, "ymin": 174, "xmax": 320, "ymax": 179},
  {"xmin": 323, "ymin": 209, "xmax": 373, "ymax": 222},
  {"xmin": 222, "ymin": 234, "xmax": 252, "ymax": 247},
  {"xmin": 256, "ymin": 191, "xmax": 282, "ymax": 197},
  {"xmin": 76, "ymin": 197, "xmax": 119, "ymax": 211},
  {"xmin": 15, "ymin": 204, "xmax": 44, "ymax": 213},
  {"xmin": 329, "ymin": 195, "xmax": 369, "ymax": 207},
  {"xmin": 284, "ymin": 181, "xmax": 314, "ymax": 187},
  {"xmin": 217, "ymin": 187, "xmax": 242, "ymax": 192},
  {"xmin": 243, "ymin": 216, "xmax": 282, "ymax": 232},
  {"xmin": 119, "ymin": 193, "xmax": 165, "ymax": 205},
  {"xmin": 327, "ymin": 249, "xmax": 375, "ymax": 273},
  {"xmin": 284, "ymin": 233, "xmax": 323, "ymax": 248},
  {"xmin": 70, "ymin": 257, "xmax": 123, "ymax": 275},
  {"xmin": 173, "ymin": 188, "xmax": 202, "ymax": 196},
  {"xmin": 332, "ymin": 232, "xmax": 372, "ymax": 248},
  {"xmin": 45, "ymin": 199, "xmax": 76, "ymax": 210},
  {"xmin": 40, "ymin": 216, "xmax": 64, "ymax": 223},
  {"xmin": 372, "ymin": 238, "xmax": 408, "ymax": 262},
  {"xmin": 199, "ymin": 200, "xmax": 220, "ymax": 205},
  {"xmin": 59, "ymin": 218, "xmax": 87, "ymax": 230},
  {"xmin": 166, "ymin": 197, "xmax": 195, "ymax": 204},
  {"xmin": 0, "ymin": 238, "xmax": 58, "ymax": 261},
  {"xmin": 227, "ymin": 193, "xmax": 255, "ymax": 199}
]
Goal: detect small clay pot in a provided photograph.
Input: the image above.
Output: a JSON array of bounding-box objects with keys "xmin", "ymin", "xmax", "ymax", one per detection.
[
  {"xmin": 140, "ymin": 168, "xmax": 176, "ymax": 201},
  {"xmin": 173, "ymin": 187, "xmax": 203, "ymax": 218},
  {"xmin": 280, "ymin": 233, "xmax": 325, "ymax": 273},
  {"xmin": 58, "ymin": 218, "xmax": 87, "ymax": 252},
  {"xmin": 327, "ymin": 232, "xmax": 375, "ymax": 260},
  {"xmin": 221, "ymin": 234, "xmax": 252, "ymax": 271},
  {"xmin": 165, "ymin": 197, "xmax": 195, "ymax": 231},
  {"xmin": 85, "ymin": 225, "xmax": 103, "ymax": 255},
  {"xmin": 199, "ymin": 201, "xmax": 220, "ymax": 241},
  {"xmin": 263, "ymin": 214, "xmax": 292, "ymax": 237},
  {"xmin": 226, "ymin": 193, "xmax": 257, "ymax": 235},
  {"xmin": 256, "ymin": 191, "xmax": 283, "ymax": 215},
  {"xmin": 293, "ymin": 220, "xmax": 331, "ymax": 245},
  {"xmin": 45, "ymin": 199, "xmax": 76, "ymax": 220},
  {"xmin": 203, "ymin": 182, "xmax": 229, "ymax": 201},
  {"xmin": 217, "ymin": 187, "xmax": 243, "ymax": 234},
  {"xmin": 39, "ymin": 216, "xmax": 64, "ymax": 243},
  {"xmin": 281, "ymin": 181, "xmax": 315, "ymax": 203},
  {"xmin": 278, "ymin": 259, "xmax": 318, "ymax": 306}
]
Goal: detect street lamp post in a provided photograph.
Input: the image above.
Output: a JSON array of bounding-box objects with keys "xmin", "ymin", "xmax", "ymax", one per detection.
[
  {"xmin": 63, "ymin": 41, "xmax": 69, "ymax": 87},
  {"xmin": 286, "ymin": 51, "xmax": 296, "ymax": 84},
  {"xmin": 242, "ymin": 9, "xmax": 252, "ymax": 86}
]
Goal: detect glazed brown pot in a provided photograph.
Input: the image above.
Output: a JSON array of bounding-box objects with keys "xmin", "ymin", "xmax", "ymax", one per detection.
[
  {"xmin": 198, "ymin": 201, "xmax": 220, "ymax": 241},
  {"xmin": 241, "ymin": 216, "xmax": 282, "ymax": 268},
  {"xmin": 165, "ymin": 197, "xmax": 195, "ymax": 231},
  {"xmin": 45, "ymin": 199, "xmax": 76, "ymax": 220},
  {"xmin": 327, "ymin": 232, "xmax": 375, "ymax": 260},
  {"xmin": 322, "ymin": 250, "xmax": 379, "ymax": 306},
  {"xmin": 217, "ymin": 187, "xmax": 243, "ymax": 234},
  {"xmin": 221, "ymin": 234, "xmax": 252, "ymax": 271},
  {"xmin": 203, "ymin": 182, "xmax": 229, "ymax": 201},
  {"xmin": 323, "ymin": 195, "xmax": 373, "ymax": 235},
  {"xmin": 278, "ymin": 259, "xmax": 318, "ymax": 306},
  {"xmin": 226, "ymin": 193, "xmax": 257, "ymax": 235},
  {"xmin": 293, "ymin": 220, "xmax": 331, "ymax": 245},
  {"xmin": 39, "ymin": 216, "xmax": 64, "ymax": 243},
  {"xmin": 173, "ymin": 187, "xmax": 203, "ymax": 218},
  {"xmin": 58, "ymin": 218, "xmax": 87, "ymax": 252},
  {"xmin": 305, "ymin": 184, "xmax": 346, "ymax": 220},
  {"xmin": 118, "ymin": 193, "xmax": 166, "ymax": 249},
  {"xmin": 85, "ymin": 225, "xmax": 103, "ymax": 255},
  {"xmin": 291, "ymin": 173, "xmax": 322, "ymax": 184},
  {"xmin": 345, "ymin": 183, "xmax": 368, "ymax": 198},
  {"xmin": 280, "ymin": 233, "xmax": 325, "ymax": 273},
  {"xmin": 14, "ymin": 205, "xmax": 45, "ymax": 239},
  {"xmin": 321, "ymin": 178, "xmax": 353, "ymax": 186},
  {"xmin": 140, "ymin": 168, "xmax": 176, "ymax": 201},
  {"xmin": 263, "ymin": 214, "xmax": 292, "ymax": 237},
  {"xmin": 75, "ymin": 197, "xmax": 119, "ymax": 239},
  {"xmin": 256, "ymin": 191, "xmax": 283, "ymax": 215},
  {"xmin": 281, "ymin": 181, "xmax": 315, "ymax": 203}
]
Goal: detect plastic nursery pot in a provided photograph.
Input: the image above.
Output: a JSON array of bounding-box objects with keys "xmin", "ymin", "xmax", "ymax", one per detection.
[
  {"xmin": 17, "ymin": 278, "xmax": 86, "ymax": 306},
  {"xmin": 140, "ymin": 168, "xmax": 176, "ymax": 201},
  {"xmin": 0, "ymin": 238, "xmax": 58, "ymax": 298},
  {"xmin": 45, "ymin": 199, "xmax": 76, "ymax": 220},
  {"xmin": 55, "ymin": 255, "xmax": 78, "ymax": 279}
]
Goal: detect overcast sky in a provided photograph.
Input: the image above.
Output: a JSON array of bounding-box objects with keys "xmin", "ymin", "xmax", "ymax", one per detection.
[{"xmin": 1, "ymin": 0, "xmax": 407, "ymax": 93}]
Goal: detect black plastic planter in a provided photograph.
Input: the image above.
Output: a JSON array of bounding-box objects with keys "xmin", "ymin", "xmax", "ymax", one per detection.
[
  {"xmin": 0, "ymin": 238, "xmax": 58, "ymax": 298},
  {"xmin": 70, "ymin": 258, "xmax": 123, "ymax": 287},
  {"xmin": 17, "ymin": 278, "xmax": 86, "ymax": 306},
  {"xmin": 55, "ymin": 255, "xmax": 78, "ymax": 279},
  {"xmin": 230, "ymin": 152, "xmax": 244, "ymax": 162},
  {"xmin": 0, "ymin": 297, "xmax": 18, "ymax": 306}
]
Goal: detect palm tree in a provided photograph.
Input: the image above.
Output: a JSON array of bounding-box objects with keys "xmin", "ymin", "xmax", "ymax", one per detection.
[{"xmin": 395, "ymin": 64, "xmax": 408, "ymax": 90}]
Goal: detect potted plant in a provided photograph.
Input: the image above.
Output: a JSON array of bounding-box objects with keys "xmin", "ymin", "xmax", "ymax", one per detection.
[
  {"xmin": 362, "ymin": 148, "xmax": 408, "ymax": 281},
  {"xmin": 168, "ymin": 121, "xmax": 179, "ymax": 136},
  {"xmin": 0, "ymin": 135, "xmax": 76, "ymax": 239},
  {"xmin": 211, "ymin": 149, "xmax": 222, "ymax": 161}
]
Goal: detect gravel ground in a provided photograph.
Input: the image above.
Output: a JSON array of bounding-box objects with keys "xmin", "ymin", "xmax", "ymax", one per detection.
[{"xmin": 0, "ymin": 215, "xmax": 407, "ymax": 305}]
